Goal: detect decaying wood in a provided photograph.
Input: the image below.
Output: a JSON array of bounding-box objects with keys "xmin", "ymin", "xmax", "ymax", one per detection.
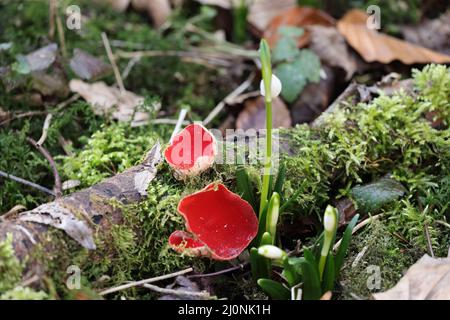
[{"xmin": 0, "ymin": 142, "xmax": 162, "ymax": 282}]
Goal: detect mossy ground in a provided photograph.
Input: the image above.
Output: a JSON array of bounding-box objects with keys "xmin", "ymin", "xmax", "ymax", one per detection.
[{"xmin": 0, "ymin": 0, "xmax": 449, "ymax": 300}]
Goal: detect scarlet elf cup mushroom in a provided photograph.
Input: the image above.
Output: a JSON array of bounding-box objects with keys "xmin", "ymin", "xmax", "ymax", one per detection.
[
  {"xmin": 168, "ymin": 183, "xmax": 258, "ymax": 260},
  {"xmin": 164, "ymin": 123, "xmax": 218, "ymax": 178}
]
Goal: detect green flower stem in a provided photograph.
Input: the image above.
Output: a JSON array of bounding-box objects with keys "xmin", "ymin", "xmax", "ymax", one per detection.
[
  {"xmin": 318, "ymin": 205, "xmax": 338, "ymax": 279},
  {"xmin": 259, "ymin": 39, "xmax": 273, "ymax": 217}
]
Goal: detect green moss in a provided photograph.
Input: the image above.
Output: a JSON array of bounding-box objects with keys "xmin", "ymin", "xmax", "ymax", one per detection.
[
  {"xmin": 0, "ymin": 234, "xmax": 23, "ymax": 292},
  {"xmin": 339, "ymin": 221, "xmax": 422, "ymax": 300},
  {"xmin": 0, "ymin": 286, "xmax": 48, "ymax": 300}
]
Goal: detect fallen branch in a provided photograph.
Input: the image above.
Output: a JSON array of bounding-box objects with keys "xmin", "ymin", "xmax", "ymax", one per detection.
[
  {"xmin": 0, "ymin": 170, "xmax": 55, "ymax": 196},
  {"xmin": 99, "ymin": 267, "xmax": 193, "ymax": 296},
  {"xmin": 0, "ymin": 142, "xmax": 162, "ymax": 283},
  {"xmin": 202, "ymin": 72, "xmax": 255, "ymax": 126},
  {"xmin": 143, "ymin": 283, "xmax": 214, "ymax": 299},
  {"xmin": 26, "ymin": 136, "xmax": 62, "ymax": 199},
  {"xmin": 102, "ymin": 32, "xmax": 126, "ymax": 94}
]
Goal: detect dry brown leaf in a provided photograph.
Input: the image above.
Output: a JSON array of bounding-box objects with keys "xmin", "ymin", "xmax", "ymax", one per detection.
[
  {"xmin": 106, "ymin": 0, "xmax": 130, "ymax": 11},
  {"xmin": 290, "ymin": 65, "xmax": 336, "ymax": 124},
  {"xmin": 337, "ymin": 9, "xmax": 450, "ymax": 64},
  {"xmin": 308, "ymin": 25, "xmax": 357, "ymax": 80},
  {"xmin": 374, "ymin": 255, "xmax": 450, "ymax": 300},
  {"xmin": 131, "ymin": 0, "xmax": 172, "ymax": 27},
  {"xmin": 401, "ymin": 12, "xmax": 450, "ymax": 55},
  {"xmin": 236, "ymin": 96, "xmax": 291, "ymax": 130},
  {"xmin": 264, "ymin": 6, "xmax": 335, "ymax": 47},
  {"xmin": 195, "ymin": 0, "xmax": 297, "ymax": 35},
  {"xmin": 69, "ymin": 79, "xmax": 150, "ymax": 126},
  {"xmin": 70, "ymin": 49, "xmax": 112, "ymax": 80}
]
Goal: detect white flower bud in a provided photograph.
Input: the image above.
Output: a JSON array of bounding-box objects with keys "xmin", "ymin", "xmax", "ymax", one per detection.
[
  {"xmin": 258, "ymin": 245, "xmax": 285, "ymax": 260},
  {"xmin": 323, "ymin": 205, "xmax": 337, "ymax": 233},
  {"xmin": 260, "ymin": 74, "xmax": 282, "ymax": 99}
]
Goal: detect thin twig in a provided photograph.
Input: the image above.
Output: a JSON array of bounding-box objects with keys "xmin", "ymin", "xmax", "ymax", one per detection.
[
  {"xmin": 202, "ymin": 72, "xmax": 255, "ymax": 126},
  {"xmin": 0, "ymin": 94, "xmax": 80, "ymax": 127},
  {"xmin": 99, "ymin": 267, "xmax": 193, "ymax": 296},
  {"xmin": 48, "ymin": 0, "xmax": 57, "ymax": 39},
  {"xmin": 26, "ymin": 136, "xmax": 62, "ymax": 198},
  {"xmin": 101, "ymin": 32, "xmax": 126, "ymax": 94},
  {"xmin": 187, "ymin": 263, "xmax": 247, "ymax": 279},
  {"xmin": 0, "ymin": 170, "xmax": 55, "ymax": 196},
  {"xmin": 143, "ymin": 283, "xmax": 214, "ymax": 299},
  {"xmin": 36, "ymin": 113, "xmax": 53, "ymax": 146},
  {"xmin": 0, "ymin": 111, "xmax": 47, "ymax": 127},
  {"xmin": 424, "ymin": 222, "xmax": 435, "ymax": 258},
  {"xmin": 116, "ymin": 49, "xmax": 234, "ymax": 68},
  {"xmin": 170, "ymin": 108, "xmax": 188, "ymax": 143},
  {"xmin": 56, "ymin": 14, "xmax": 67, "ymax": 58},
  {"xmin": 333, "ymin": 214, "xmax": 383, "ymax": 251}
]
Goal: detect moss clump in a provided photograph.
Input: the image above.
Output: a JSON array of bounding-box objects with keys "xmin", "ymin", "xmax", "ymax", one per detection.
[
  {"xmin": 61, "ymin": 122, "xmax": 170, "ymax": 188},
  {"xmin": 0, "ymin": 234, "xmax": 22, "ymax": 292},
  {"xmin": 0, "ymin": 233, "xmax": 48, "ymax": 300},
  {"xmin": 338, "ymin": 221, "xmax": 422, "ymax": 299},
  {"xmin": 0, "ymin": 286, "xmax": 48, "ymax": 300},
  {"xmin": 282, "ymin": 65, "xmax": 449, "ymax": 217}
]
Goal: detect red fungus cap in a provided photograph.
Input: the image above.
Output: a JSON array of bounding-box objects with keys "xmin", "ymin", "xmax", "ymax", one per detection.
[
  {"xmin": 164, "ymin": 123, "xmax": 217, "ymax": 178},
  {"xmin": 168, "ymin": 183, "xmax": 258, "ymax": 260}
]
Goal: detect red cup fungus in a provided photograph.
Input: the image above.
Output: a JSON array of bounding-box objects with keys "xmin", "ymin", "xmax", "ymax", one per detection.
[
  {"xmin": 164, "ymin": 123, "xmax": 217, "ymax": 178},
  {"xmin": 168, "ymin": 183, "xmax": 258, "ymax": 260}
]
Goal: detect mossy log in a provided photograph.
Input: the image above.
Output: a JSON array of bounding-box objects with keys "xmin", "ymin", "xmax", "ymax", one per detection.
[{"xmin": 0, "ymin": 143, "xmax": 162, "ymax": 285}]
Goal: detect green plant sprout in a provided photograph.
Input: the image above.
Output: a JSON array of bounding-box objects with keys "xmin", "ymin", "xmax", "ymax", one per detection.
[{"xmin": 257, "ymin": 206, "xmax": 360, "ymax": 300}]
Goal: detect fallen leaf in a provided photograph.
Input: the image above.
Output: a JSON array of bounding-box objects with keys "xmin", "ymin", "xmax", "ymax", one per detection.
[
  {"xmin": 0, "ymin": 107, "xmax": 11, "ymax": 123},
  {"xmin": 107, "ymin": 0, "xmax": 130, "ymax": 11},
  {"xmin": 401, "ymin": 12, "xmax": 450, "ymax": 56},
  {"xmin": 351, "ymin": 176, "xmax": 407, "ymax": 214},
  {"xmin": 337, "ymin": 9, "xmax": 450, "ymax": 64},
  {"xmin": 23, "ymin": 43, "xmax": 58, "ymax": 72},
  {"xmin": 264, "ymin": 6, "xmax": 335, "ymax": 47},
  {"xmin": 308, "ymin": 25, "xmax": 357, "ymax": 80},
  {"xmin": 31, "ymin": 71, "xmax": 69, "ymax": 97},
  {"xmin": 290, "ymin": 64, "xmax": 336, "ymax": 124},
  {"xmin": 374, "ymin": 255, "xmax": 450, "ymax": 300},
  {"xmin": 236, "ymin": 96, "xmax": 291, "ymax": 130},
  {"xmin": 195, "ymin": 0, "xmax": 297, "ymax": 35},
  {"xmin": 131, "ymin": 0, "xmax": 172, "ymax": 27},
  {"xmin": 69, "ymin": 79, "xmax": 151, "ymax": 126},
  {"xmin": 70, "ymin": 49, "xmax": 112, "ymax": 80}
]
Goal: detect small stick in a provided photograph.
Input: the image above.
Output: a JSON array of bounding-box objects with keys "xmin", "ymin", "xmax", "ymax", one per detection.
[
  {"xmin": 48, "ymin": 0, "xmax": 57, "ymax": 39},
  {"xmin": 187, "ymin": 263, "xmax": 247, "ymax": 279},
  {"xmin": 0, "ymin": 170, "xmax": 55, "ymax": 196},
  {"xmin": 170, "ymin": 108, "xmax": 188, "ymax": 143},
  {"xmin": 99, "ymin": 267, "xmax": 193, "ymax": 296},
  {"xmin": 424, "ymin": 222, "xmax": 435, "ymax": 258},
  {"xmin": 26, "ymin": 137, "xmax": 62, "ymax": 198},
  {"xmin": 0, "ymin": 111, "xmax": 47, "ymax": 127},
  {"xmin": 202, "ymin": 72, "xmax": 255, "ymax": 126},
  {"xmin": 333, "ymin": 214, "xmax": 383, "ymax": 251},
  {"xmin": 56, "ymin": 14, "xmax": 67, "ymax": 58},
  {"xmin": 36, "ymin": 114, "xmax": 53, "ymax": 146},
  {"xmin": 143, "ymin": 283, "xmax": 213, "ymax": 299},
  {"xmin": 101, "ymin": 32, "xmax": 126, "ymax": 94}
]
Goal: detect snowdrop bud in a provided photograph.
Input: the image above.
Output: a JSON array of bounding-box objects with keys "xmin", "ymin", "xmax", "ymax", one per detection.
[
  {"xmin": 323, "ymin": 205, "xmax": 337, "ymax": 233},
  {"xmin": 258, "ymin": 245, "xmax": 285, "ymax": 260},
  {"xmin": 260, "ymin": 74, "xmax": 282, "ymax": 99}
]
